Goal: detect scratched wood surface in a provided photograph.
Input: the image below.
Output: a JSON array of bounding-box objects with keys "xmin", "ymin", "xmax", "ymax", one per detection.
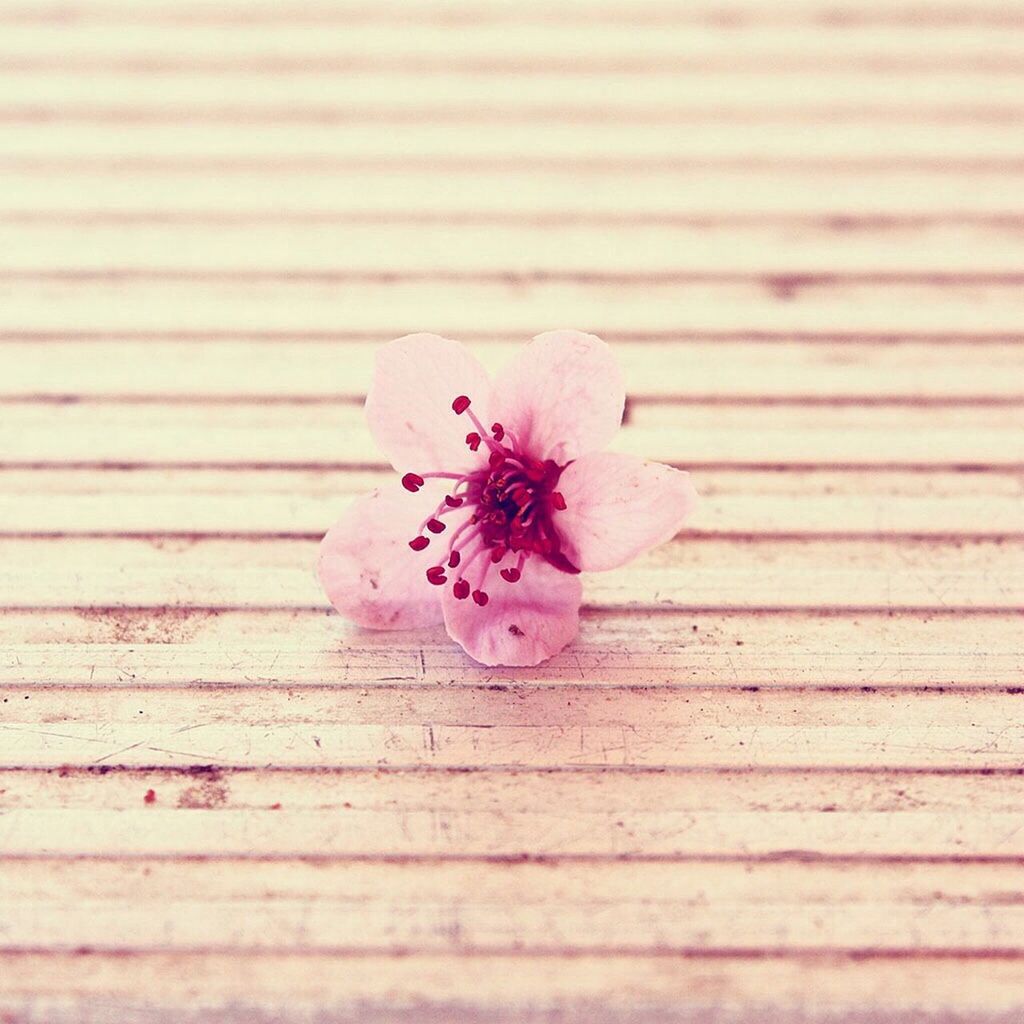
[{"xmin": 2, "ymin": 1, "xmax": 1024, "ymax": 1022}]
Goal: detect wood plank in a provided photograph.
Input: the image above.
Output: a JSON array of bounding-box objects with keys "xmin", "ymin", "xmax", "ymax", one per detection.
[
  {"xmin": 3, "ymin": 402, "xmax": 1022, "ymax": 468},
  {"xmin": 4, "ymin": 276, "xmax": 1024, "ymax": 334},
  {"xmin": 11, "ymin": 764, "xmax": 1024, "ymax": 814},
  {"xmin": 2, "ymin": 951, "xmax": 1023, "ymax": 1024},
  {"xmin": 10, "ymin": 102, "xmax": 1024, "ymax": 126},
  {"xmin": 6, "ymin": 122, "xmax": 1024, "ymax": 162},
  {"xmin": 4, "ymin": 860, "xmax": 1024, "ymax": 953},
  {"xmin": 0, "ymin": 536, "xmax": 1019, "ymax": 610},
  {"xmin": 3, "ymin": 608, "xmax": 1021, "ymax": 688},
  {"xmin": 10, "ymin": 222, "xmax": 1024, "ymax": 276},
  {"xmin": 14, "ymin": 101, "xmax": 1024, "ymax": 126},
  {"xmin": 2, "ymin": 0, "xmax": 1020, "ymax": 27},
  {"xmin": 3, "ymin": 684, "xmax": 1024, "ymax": 769},
  {"xmin": 5, "ymin": 767, "xmax": 1024, "ymax": 857},
  {"xmin": 7, "ymin": 167, "xmax": 1024, "ymax": 217},
  {"xmin": 4, "ymin": 469, "xmax": 1021, "ymax": 537},
  {"xmin": 3, "ymin": 21, "xmax": 1024, "ymax": 64},
  {"xmin": 11, "ymin": 71, "xmax": 1024, "ymax": 112},
  {"xmin": 9, "ymin": 857, "xmax": 1024, "ymax": 908},
  {"xmin": 6, "ymin": 339, "xmax": 1024, "ymax": 400}
]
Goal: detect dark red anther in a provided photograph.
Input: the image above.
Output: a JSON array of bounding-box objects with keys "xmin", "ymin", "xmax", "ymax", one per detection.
[
  {"xmin": 490, "ymin": 544, "xmax": 507, "ymax": 563},
  {"xmin": 472, "ymin": 589, "xmax": 489, "ymax": 606},
  {"xmin": 452, "ymin": 395, "xmax": 471, "ymax": 415},
  {"xmin": 500, "ymin": 567, "xmax": 521, "ymax": 583},
  {"xmin": 448, "ymin": 550, "xmax": 461, "ymax": 569},
  {"xmin": 466, "ymin": 432, "xmax": 481, "ymax": 452},
  {"xmin": 426, "ymin": 518, "xmax": 446, "ymax": 534},
  {"xmin": 488, "ymin": 450, "xmax": 505, "ymax": 470},
  {"xmin": 453, "ymin": 579, "xmax": 470, "ymax": 600},
  {"xmin": 491, "ymin": 422, "xmax": 505, "ymax": 441},
  {"xmin": 426, "ymin": 566, "xmax": 447, "ymax": 585},
  {"xmin": 525, "ymin": 463, "xmax": 547, "ymax": 483},
  {"xmin": 402, "ymin": 472, "xmax": 424, "ymax": 492},
  {"xmin": 409, "ymin": 536, "xmax": 429, "ymax": 551},
  {"xmin": 551, "ymin": 491, "xmax": 567, "ymax": 511},
  {"xmin": 444, "ymin": 494, "xmax": 464, "ymax": 507}
]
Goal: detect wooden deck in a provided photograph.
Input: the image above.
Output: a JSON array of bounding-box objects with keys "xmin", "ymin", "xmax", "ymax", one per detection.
[{"xmin": 2, "ymin": 1, "xmax": 1024, "ymax": 1021}]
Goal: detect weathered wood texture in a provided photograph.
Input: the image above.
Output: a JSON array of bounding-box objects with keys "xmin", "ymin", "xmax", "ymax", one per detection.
[{"xmin": 1, "ymin": 1, "xmax": 1023, "ymax": 1022}]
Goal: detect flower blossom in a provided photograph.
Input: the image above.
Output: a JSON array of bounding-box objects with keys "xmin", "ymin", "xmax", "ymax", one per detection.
[{"xmin": 317, "ymin": 330, "xmax": 698, "ymax": 666}]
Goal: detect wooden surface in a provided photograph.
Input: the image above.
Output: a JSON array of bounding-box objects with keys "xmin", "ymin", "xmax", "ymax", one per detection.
[{"xmin": 2, "ymin": 1, "xmax": 1024, "ymax": 1021}]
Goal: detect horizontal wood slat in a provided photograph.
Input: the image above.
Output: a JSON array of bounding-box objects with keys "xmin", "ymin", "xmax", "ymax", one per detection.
[
  {"xmin": 5, "ymin": 861, "xmax": 1024, "ymax": 953},
  {"xmin": 2, "ymin": 0, "xmax": 1020, "ymax": 25},
  {"xmin": 4, "ymin": 608, "xmax": 1021, "ymax": 688},
  {"xmin": 4, "ymin": 276, "xmax": 1024, "ymax": 333},
  {"xmin": 3, "ymin": 469, "xmax": 1021, "ymax": 537},
  {"xmin": 10, "ymin": 72, "xmax": 1024, "ymax": 112},
  {"xmin": 10, "ymin": 764, "xmax": 1024, "ymax": 814},
  {"xmin": 3, "ymin": 685, "xmax": 1024, "ymax": 769},
  {"xmin": 2, "ymin": 951, "xmax": 1023, "ymax": 1024},
  {"xmin": 7, "ymin": 168, "xmax": 1024, "ymax": 216},
  {"xmin": 11, "ymin": 104, "xmax": 1024, "ymax": 126},
  {"xmin": 3, "ymin": 21, "xmax": 1024, "ymax": 62},
  {"xmin": 0, "ymin": 536, "xmax": 1019, "ymax": 610},
  {"xmin": 7, "ymin": 123, "xmax": 1024, "ymax": 161},
  {"xmin": 3, "ymin": 402, "xmax": 1022, "ymax": 467},
  {"xmin": 10, "ymin": 222, "xmax": 1024, "ymax": 274},
  {"xmin": 7, "ymin": 340, "xmax": 1024, "ymax": 399},
  {"xmin": 5, "ymin": 767, "xmax": 1024, "ymax": 857}
]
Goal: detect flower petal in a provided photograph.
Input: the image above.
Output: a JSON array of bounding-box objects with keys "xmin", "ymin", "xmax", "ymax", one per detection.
[
  {"xmin": 555, "ymin": 452, "xmax": 699, "ymax": 572},
  {"xmin": 441, "ymin": 556, "xmax": 582, "ymax": 666},
  {"xmin": 317, "ymin": 483, "xmax": 462, "ymax": 629},
  {"xmin": 490, "ymin": 330, "xmax": 625, "ymax": 464},
  {"xmin": 365, "ymin": 333, "xmax": 493, "ymax": 474}
]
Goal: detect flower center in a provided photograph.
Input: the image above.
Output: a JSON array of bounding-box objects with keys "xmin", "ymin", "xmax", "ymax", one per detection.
[{"xmin": 401, "ymin": 394, "xmax": 577, "ymax": 606}]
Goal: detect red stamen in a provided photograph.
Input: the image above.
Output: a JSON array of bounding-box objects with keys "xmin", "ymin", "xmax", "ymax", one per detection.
[
  {"xmin": 472, "ymin": 589, "xmax": 489, "ymax": 606},
  {"xmin": 404, "ymin": 394, "xmax": 577, "ymax": 588}
]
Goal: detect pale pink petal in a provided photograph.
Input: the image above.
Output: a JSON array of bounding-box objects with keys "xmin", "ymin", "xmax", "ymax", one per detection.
[
  {"xmin": 365, "ymin": 333, "xmax": 492, "ymax": 474},
  {"xmin": 441, "ymin": 556, "xmax": 582, "ymax": 666},
  {"xmin": 489, "ymin": 330, "xmax": 625, "ymax": 464},
  {"xmin": 555, "ymin": 452, "xmax": 698, "ymax": 572},
  {"xmin": 317, "ymin": 483, "xmax": 465, "ymax": 629}
]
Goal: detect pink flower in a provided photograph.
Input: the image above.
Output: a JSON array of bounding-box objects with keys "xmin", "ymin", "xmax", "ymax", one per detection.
[{"xmin": 317, "ymin": 330, "xmax": 698, "ymax": 666}]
